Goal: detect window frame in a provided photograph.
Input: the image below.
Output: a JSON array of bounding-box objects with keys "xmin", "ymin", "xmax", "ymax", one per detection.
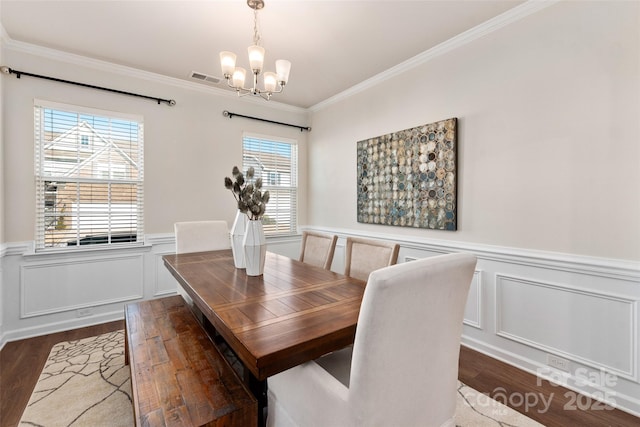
[
  {"xmin": 242, "ymin": 132, "xmax": 298, "ymax": 237},
  {"xmin": 34, "ymin": 99, "xmax": 144, "ymax": 251}
]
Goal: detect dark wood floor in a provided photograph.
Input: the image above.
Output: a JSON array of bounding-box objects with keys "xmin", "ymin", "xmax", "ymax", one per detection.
[{"xmin": 1, "ymin": 321, "xmax": 638, "ymax": 427}]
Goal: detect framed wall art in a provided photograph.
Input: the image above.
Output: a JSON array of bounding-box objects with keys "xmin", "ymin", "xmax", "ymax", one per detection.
[{"xmin": 356, "ymin": 117, "xmax": 458, "ymax": 230}]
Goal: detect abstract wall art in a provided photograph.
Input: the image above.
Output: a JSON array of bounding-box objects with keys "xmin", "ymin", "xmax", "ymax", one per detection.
[{"xmin": 356, "ymin": 117, "xmax": 458, "ymax": 230}]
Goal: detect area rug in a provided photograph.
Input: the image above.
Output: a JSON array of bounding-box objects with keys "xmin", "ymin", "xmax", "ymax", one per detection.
[
  {"xmin": 19, "ymin": 330, "xmax": 544, "ymax": 426},
  {"xmin": 18, "ymin": 330, "xmax": 133, "ymax": 427}
]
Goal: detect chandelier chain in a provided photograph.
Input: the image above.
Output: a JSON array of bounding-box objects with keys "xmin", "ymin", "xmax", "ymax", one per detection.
[{"xmin": 253, "ymin": 8, "xmax": 261, "ymax": 46}]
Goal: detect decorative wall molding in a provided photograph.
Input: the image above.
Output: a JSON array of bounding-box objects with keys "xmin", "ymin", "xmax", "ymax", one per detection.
[
  {"xmin": 2, "ymin": 231, "xmax": 639, "ymax": 415},
  {"xmin": 2, "ymin": 38, "xmax": 305, "ymax": 114},
  {"xmin": 404, "ymin": 255, "xmax": 482, "ymax": 329},
  {"xmin": 302, "ymin": 226, "xmax": 640, "ymax": 282},
  {"xmin": 4, "ymin": 241, "xmax": 32, "ymax": 256},
  {"xmin": 463, "ymin": 270, "xmax": 483, "ymax": 330},
  {"xmin": 20, "ymin": 253, "xmax": 145, "ymax": 318},
  {"xmin": 310, "ymin": 0, "xmax": 560, "ymax": 112},
  {"xmin": 154, "ymin": 251, "xmax": 178, "ymax": 297},
  {"xmin": 495, "ymin": 274, "xmax": 638, "ymax": 381}
]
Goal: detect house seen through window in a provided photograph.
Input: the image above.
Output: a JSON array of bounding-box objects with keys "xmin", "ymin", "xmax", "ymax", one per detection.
[
  {"xmin": 243, "ymin": 133, "xmax": 298, "ymax": 236},
  {"xmin": 34, "ymin": 100, "xmax": 144, "ymax": 249}
]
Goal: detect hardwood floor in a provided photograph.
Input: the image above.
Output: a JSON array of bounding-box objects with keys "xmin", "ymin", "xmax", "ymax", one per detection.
[
  {"xmin": 0, "ymin": 320, "xmax": 124, "ymax": 427},
  {"xmin": 458, "ymin": 346, "xmax": 639, "ymax": 427},
  {"xmin": 1, "ymin": 321, "xmax": 638, "ymax": 427}
]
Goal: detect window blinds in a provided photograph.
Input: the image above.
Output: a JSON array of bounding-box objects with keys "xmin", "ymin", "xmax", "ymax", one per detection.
[
  {"xmin": 242, "ymin": 134, "xmax": 298, "ymax": 236},
  {"xmin": 34, "ymin": 101, "xmax": 144, "ymax": 249}
]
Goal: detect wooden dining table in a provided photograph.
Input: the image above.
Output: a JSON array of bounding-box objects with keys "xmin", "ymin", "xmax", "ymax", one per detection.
[{"xmin": 163, "ymin": 249, "xmax": 366, "ymax": 424}]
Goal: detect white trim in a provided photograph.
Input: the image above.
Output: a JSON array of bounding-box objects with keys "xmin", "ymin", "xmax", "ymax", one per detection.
[
  {"xmin": 1, "ymin": 1, "xmax": 556, "ymax": 114},
  {"xmin": 302, "ymin": 226, "xmax": 640, "ymax": 282},
  {"xmin": 309, "ymin": 0, "xmax": 560, "ymax": 112},
  {"xmin": 153, "ymin": 250, "xmax": 177, "ymax": 297},
  {"xmin": 0, "ymin": 22, "xmax": 9, "ymax": 44},
  {"xmin": 20, "ymin": 253, "xmax": 145, "ymax": 318},
  {"xmin": 34, "ymin": 98, "xmax": 143, "ymax": 122},
  {"xmin": 2, "ymin": 38, "xmax": 306, "ymax": 114},
  {"xmin": 0, "ymin": 309, "xmax": 124, "ymax": 348},
  {"xmin": 495, "ymin": 274, "xmax": 638, "ymax": 380},
  {"xmin": 144, "ymin": 233, "xmax": 175, "ymax": 246},
  {"xmin": 463, "ymin": 270, "xmax": 483, "ymax": 330}
]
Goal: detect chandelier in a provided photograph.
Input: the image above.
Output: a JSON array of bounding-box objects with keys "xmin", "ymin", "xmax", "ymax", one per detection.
[{"xmin": 219, "ymin": 0, "xmax": 291, "ymax": 101}]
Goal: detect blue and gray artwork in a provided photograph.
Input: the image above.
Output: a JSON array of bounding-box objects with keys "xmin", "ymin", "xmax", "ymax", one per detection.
[{"xmin": 357, "ymin": 118, "xmax": 457, "ymax": 231}]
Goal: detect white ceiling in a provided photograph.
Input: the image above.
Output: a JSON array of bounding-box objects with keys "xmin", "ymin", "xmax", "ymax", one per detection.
[{"xmin": 1, "ymin": 0, "xmax": 525, "ymax": 109}]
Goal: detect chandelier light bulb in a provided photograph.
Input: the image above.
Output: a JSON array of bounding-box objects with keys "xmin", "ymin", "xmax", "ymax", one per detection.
[
  {"xmin": 263, "ymin": 72, "xmax": 277, "ymax": 93},
  {"xmin": 248, "ymin": 45, "xmax": 265, "ymax": 74},
  {"xmin": 220, "ymin": 52, "xmax": 237, "ymax": 77},
  {"xmin": 232, "ymin": 67, "xmax": 247, "ymax": 89},
  {"xmin": 275, "ymin": 60, "xmax": 291, "ymax": 85}
]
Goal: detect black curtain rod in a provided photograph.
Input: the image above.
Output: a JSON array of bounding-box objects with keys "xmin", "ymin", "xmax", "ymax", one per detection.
[
  {"xmin": 223, "ymin": 110, "xmax": 311, "ymax": 132},
  {"xmin": 1, "ymin": 66, "xmax": 176, "ymax": 106}
]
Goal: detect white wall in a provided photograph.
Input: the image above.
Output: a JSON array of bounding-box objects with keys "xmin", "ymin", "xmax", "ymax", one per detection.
[
  {"xmin": 1, "ymin": 0, "xmax": 639, "ymax": 417},
  {"xmin": 306, "ymin": 0, "xmax": 640, "ymax": 417},
  {"xmin": 2, "ymin": 46, "xmax": 309, "ymax": 241},
  {"xmin": 0, "ymin": 41, "xmax": 309, "ymax": 344},
  {"xmin": 308, "ymin": 0, "xmax": 639, "ymax": 262}
]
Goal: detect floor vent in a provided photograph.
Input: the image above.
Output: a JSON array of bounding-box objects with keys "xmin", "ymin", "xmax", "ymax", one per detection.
[{"xmin": 190, "ymin": 71, "xmax": 221, "ymax": 84}]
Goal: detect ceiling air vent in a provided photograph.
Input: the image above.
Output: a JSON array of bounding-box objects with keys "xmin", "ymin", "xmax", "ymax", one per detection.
[{"xmin": 190, "ymin": 71, "xmax": 221, "ymax": 85}]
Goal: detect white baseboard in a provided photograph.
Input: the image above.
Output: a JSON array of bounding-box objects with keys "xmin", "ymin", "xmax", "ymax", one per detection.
[
  {"xmin": 0, "ymin": 309, "xmax": 124, "ymax": 350},
  {"xmin": 461, "ymin": 336, "xmax": 640, "ymax": 418}
]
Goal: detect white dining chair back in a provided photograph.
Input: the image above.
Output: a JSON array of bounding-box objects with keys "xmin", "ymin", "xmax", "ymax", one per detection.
[
  {"xmin": 299, "ymin": 231, "xmax": 338, "ymax": 270},
  {"xmin": 344, "ymin": 236, "xmax": 400, "ymax": 281},
  {"xmin": 267, "ymin": 252, "xmax": 477, "ymax": 427},
  {"xmin": 174, "ymin": 220, "xmax": 230, "ymax": 317},
  {"xmin": 174, "ymin": 220, "xmax": 230, "ymax": 254}
]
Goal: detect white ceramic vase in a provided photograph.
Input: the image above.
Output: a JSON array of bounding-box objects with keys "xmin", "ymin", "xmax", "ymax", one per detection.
[
  {"xmin": 230, "ymin": 210, "xmax": 248, "ymax": 268},
  {"xmin": 243, "ymin": 219, "xmax": 266, "ymax": 276}
]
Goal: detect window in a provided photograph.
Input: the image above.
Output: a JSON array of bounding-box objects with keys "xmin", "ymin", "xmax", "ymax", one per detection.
[
  {"xmin": 243, "ymin": 133, "xmax": 297, "ymax": 236},
  {"xmin": 34, "ymin": 100, "xmax": 144, "ymax": 250}
]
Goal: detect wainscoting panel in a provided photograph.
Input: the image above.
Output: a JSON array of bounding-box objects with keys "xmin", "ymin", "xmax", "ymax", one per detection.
[
  {"xmin": 154, "ymin": 251, "xmax": 178, "ymax": 296},
  {"xmin": 20, "ymin": 253, "xmax": 144, "ymax": 318},
  {"xmin": 496, "ymin": 274, "xmax": 637, "ymax": 380},
  {"xmin": 463, "ymin": 270, "xmax": 483, "ymax": 329},
  {"xmin": 3, "ymin": 230, "xmax": 640, "ymax": 415}
]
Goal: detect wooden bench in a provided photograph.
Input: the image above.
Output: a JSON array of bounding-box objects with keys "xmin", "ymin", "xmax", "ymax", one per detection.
[{"xmin": 124, "ymin": 295, "xmax": 257, "ymax": 427}]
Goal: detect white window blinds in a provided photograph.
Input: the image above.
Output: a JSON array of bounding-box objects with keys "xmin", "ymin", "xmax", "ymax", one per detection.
[
  {"xmin": 243, "ymin": 133, "xmax": 298, "ymax": 236},
  {"xmin": 34, "ymin": 100, "xmax": 144, "ymax": 250}
]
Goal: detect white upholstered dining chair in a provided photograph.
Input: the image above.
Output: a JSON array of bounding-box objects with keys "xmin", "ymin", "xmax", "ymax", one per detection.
[
  {"xmin": 344, "ymin": 236, "xmax": 400, "ymax": 281},
  {"xmin": 299, "ymin": 231, "xmax": 338, "ymax": 270},
  {"xmin": 174, "ymin": 220, "xmax": 230, "ymax": 312},
  {"xmin": 267, "ymin": 252, "xmax": 477, "ymax": 427}
]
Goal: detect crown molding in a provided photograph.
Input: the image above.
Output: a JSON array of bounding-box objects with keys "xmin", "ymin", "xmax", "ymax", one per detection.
[
  {"xmin": 0, "ymin": 23, "xmax": 9, "ymax": 44},
  {"xmin": 309, "ymin": 0, "xmax": 559, "ymax": 112},
  {"xmin": 2, "ymin": 0, "xmax": 556, "ymax": 115},
  {"xmin": 2, "ymin": 37, "xmax": 307, "ymax": 114}
]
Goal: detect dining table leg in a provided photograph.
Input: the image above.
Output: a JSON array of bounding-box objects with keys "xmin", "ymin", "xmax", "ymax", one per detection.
[
  {"xmin": 206, "ymin": 319, "xmax": 267, "ymax": 427},
  {"xmin": 245, "ymin": 371, "xmax": 268, "ymax": 427}
]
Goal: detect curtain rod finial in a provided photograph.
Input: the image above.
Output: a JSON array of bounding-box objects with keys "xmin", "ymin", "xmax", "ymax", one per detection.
[{"xmin": 0, "ymin": 66, "xmax": 11, "ymax": 74}]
